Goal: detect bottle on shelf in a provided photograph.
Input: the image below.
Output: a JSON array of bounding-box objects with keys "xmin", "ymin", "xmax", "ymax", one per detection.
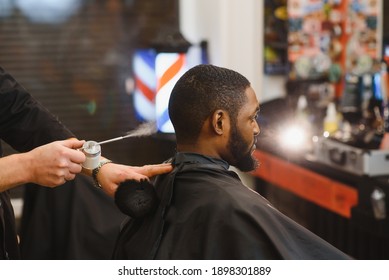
[{"xmin": 323, "ymin": 102, "xmax": 339, "ymax": 137}]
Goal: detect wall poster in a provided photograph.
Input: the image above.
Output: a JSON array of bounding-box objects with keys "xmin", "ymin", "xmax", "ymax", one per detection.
[{"xmin": 287, "ymin": 0, "xmax": 380, "ymax": 89}]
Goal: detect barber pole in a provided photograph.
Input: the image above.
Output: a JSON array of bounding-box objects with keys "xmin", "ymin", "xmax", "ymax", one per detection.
[
  {"xmin": 133, "ymin": 49, "xmax": 157, "ymax": 121},
  {"xmin": 155, "ymin": 53, "xmax": 187, "ymax": 133}
]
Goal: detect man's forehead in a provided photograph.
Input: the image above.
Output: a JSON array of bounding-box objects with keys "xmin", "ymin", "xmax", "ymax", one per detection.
[{"xmin": 245, "ymin": 87, "xmax": 260, "ymax": 109}]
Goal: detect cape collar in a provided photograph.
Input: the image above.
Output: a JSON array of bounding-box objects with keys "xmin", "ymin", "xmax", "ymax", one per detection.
[{"xmin": 173, "ymin": 152, "xmax": 230, "ymax": 170}]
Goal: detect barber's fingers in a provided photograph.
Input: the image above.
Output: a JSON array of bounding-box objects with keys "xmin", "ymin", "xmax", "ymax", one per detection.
[
  {"xmin": 69, "ymin": 150, "xmax": 86, "ymax": 164},
  {"xmin": 64, "ymin": 172, "xmax": 76, "ymax": 182},
  {"xmin": 131, "ymin": 163, "xmax": 173, "ymax": 177},
  {"xmin": 45, "ymin": 172, "xmax": 75, "ymax": 187},
  {"xmin": 62, "ymin": 163, "xmax": 81, "ymax": 183},
  {"xmin": 62, "ymin": 138, "xmax": 86, "ymax": 150},
  {"xmin": 59, "ymin": 139, "xmax": 86, "ymax": 164},
  {"xmin": 68, "ymin": 161, "xmax": 83, "ymax": 174}
]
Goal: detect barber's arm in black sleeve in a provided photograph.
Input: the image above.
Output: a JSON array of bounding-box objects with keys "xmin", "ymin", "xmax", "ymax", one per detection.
[{"xmin": 0, "ymin": 66, "xmax": 74, "ymax": 152}]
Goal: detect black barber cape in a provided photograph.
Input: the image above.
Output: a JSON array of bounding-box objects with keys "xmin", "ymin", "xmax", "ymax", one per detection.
[
  {"xmin": 113, "ymin": 153, "xmax": 351, "ymax": 260},
  {"xmin": 0, "ymin": 66, "xmax": 73, "ymax": 259}
]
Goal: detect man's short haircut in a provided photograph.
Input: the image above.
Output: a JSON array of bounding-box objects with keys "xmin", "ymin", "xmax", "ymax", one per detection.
[{"xmin": 168, "ymin": 64, "xmax": 250, "ymax": 143}]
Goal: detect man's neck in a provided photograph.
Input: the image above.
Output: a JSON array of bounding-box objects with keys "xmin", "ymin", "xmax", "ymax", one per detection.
[{"xmin": 176, "ymin": 143, "xmax": 221, "ymax": 160}]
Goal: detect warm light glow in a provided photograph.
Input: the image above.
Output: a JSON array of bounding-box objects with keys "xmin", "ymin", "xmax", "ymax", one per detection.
[{"xmin": 279, "ymin": 125, "xmax": 308, "ymax": 151}]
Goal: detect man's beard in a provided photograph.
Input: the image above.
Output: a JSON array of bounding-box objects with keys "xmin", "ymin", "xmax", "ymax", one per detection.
[{"xmin": 228, "ymin": 124, "xmax": 258, "ymax": 172}]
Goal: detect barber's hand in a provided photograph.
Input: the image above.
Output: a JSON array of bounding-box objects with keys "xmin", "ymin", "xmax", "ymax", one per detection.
[
  {"xmin": 26, "ymin": 139, "xmax": 86, "ymax": 187},
  {"xmin": 96, "ymin": 162, "xmax": 173, "ymax": 197}
]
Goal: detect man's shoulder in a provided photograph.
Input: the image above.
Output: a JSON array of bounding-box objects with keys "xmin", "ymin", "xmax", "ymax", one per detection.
[
  {"xmin": 177, "ymin": 163, "xmax": 241, "ymax": 183},
  {"xmin": 176, "ymin": 167, "xmax": 244, "ymax": 192},
  {"xmin": 175, "ymin": 171, "xmax": 260, "ymax": 207}
]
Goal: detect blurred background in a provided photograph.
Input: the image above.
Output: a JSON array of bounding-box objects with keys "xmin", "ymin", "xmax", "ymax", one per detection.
[{"xmin": 1, "ymin": 0, "xmax": 389, "ymax": 260}]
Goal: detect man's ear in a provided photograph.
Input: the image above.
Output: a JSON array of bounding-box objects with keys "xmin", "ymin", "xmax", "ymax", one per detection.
[{"xmin": 211, "ymin": 110, "xmax": 227, "ymax": 135}]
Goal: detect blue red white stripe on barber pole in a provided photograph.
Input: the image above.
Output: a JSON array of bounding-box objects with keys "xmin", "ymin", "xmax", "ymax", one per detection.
[
  {"xmin": 155, "ymin": 53, "xmax": 187, "ymax": 133},
  {"xmin": 2, "ymin": 260, "xmax": 384, "ymax": 280},
  {"xmin": 133, "ymin": 49, "xmax": 157, "ymax": 122},
  {"xmin": 133, "ymin": 44, "xmax": 207, "ymax": 129}
]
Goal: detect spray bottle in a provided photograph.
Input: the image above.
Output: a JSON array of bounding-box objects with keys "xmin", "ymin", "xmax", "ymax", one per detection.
[{"xmin": 323, "ymin": 102, "xmax": 338, "ymax": 136}]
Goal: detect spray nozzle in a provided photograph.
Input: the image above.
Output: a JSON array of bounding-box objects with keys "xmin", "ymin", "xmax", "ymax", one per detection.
[{"xmin": 80, "ymin": 121, "xmax": 157, "ymax": 170}]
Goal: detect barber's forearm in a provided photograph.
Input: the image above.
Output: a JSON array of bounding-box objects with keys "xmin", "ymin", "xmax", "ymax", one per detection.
[{"xmin": 0, "ymin": 153, "xmax": 32, "ymax": 192}]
